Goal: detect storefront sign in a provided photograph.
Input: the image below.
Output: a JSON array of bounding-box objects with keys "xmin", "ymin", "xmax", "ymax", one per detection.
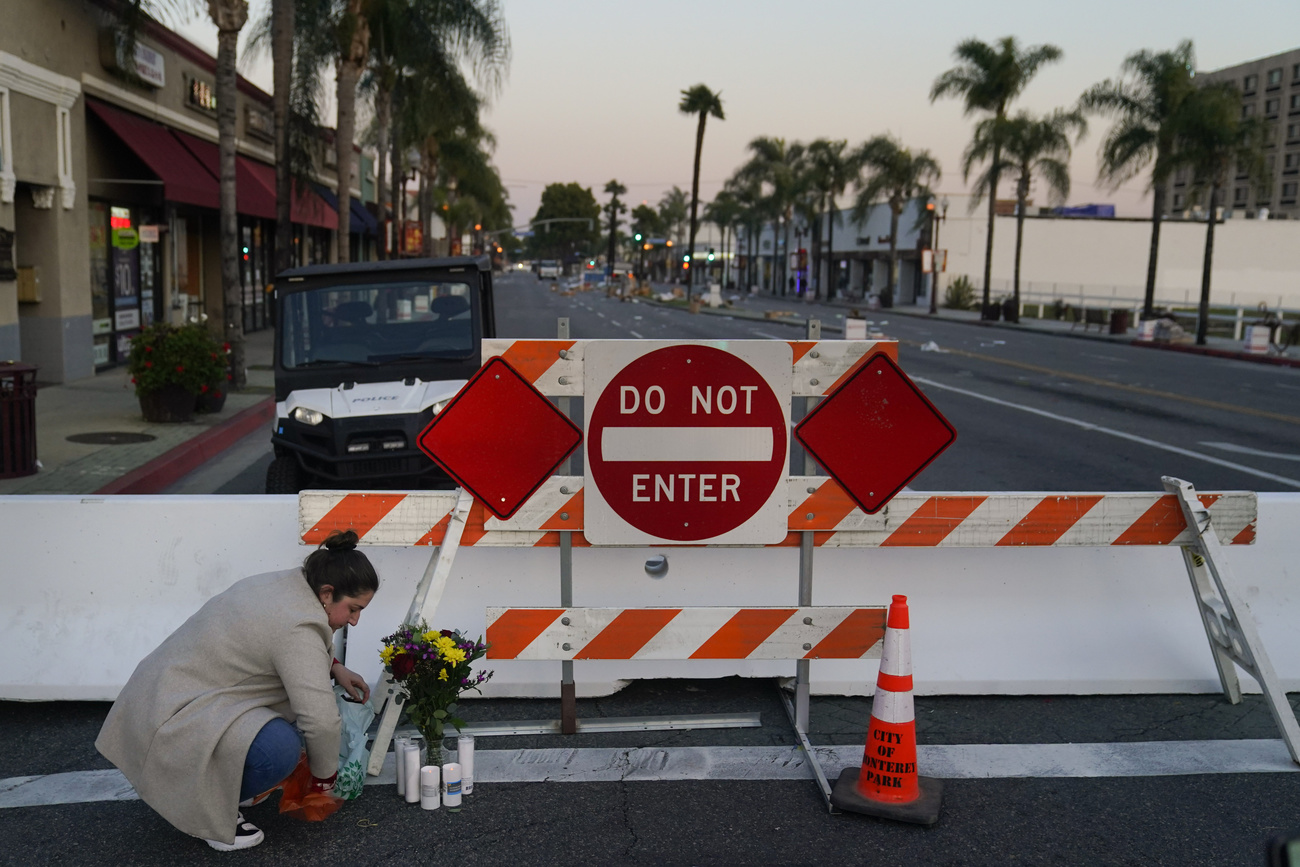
[
  {"xmin": 245, "ymin": 105, "xmax": 274, "ymax": 141},
  {"xmin": 187, "ymin": 76, "xmax": 217, "ymax": 112},
  {"xmin": 100, "ymin": 31, "xmax": 166, "ymax": 88},
  {"xmin": 112, "ymin": 228, "xmax": 139, "ymax": 250},
  {"xmin": 139, "ymin": 225, "xmax": 160, "ymax": 244},
  {"xmin": 403, "ymin": 221, "xmax": 423, "ymax": 256},
  {"xmin": 114, "ymin": 309, "xmax": 140, "ymax": 331},
  {"xmin": 93, "ymin": 318, "xmax": 113, "ymax": 336}
]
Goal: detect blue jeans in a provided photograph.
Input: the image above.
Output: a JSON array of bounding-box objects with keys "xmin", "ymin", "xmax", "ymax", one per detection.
[{"xmin": 240, "ymin": 718, "xmax": 303, "ymax": 801}]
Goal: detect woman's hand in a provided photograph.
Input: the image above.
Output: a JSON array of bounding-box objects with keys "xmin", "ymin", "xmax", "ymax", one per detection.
[{"xmin": 331, "ymin": 661, "xmax": 370, "ymax": 703}]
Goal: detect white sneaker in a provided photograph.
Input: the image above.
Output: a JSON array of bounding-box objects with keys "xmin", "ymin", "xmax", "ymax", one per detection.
[{"xmin": 204, "ymin": 812, "xmax": 265, "ymax": 852}]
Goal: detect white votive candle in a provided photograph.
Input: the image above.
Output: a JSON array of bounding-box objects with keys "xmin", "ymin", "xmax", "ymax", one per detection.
[
  {"xmin": 419, "ymin": 765, "xmax": 441, "ymax": 810},
  {"xmin": 393, "ymin": 737, "xmax": 408, "ymax": 797},
  {"xmin": 403, "ymin": 742, "xmax": 421, "ymax": 804},
  {"xmin": 442, "ymin": 762, "xmax": 462, "ymax": 811},
  {"xmin": 457, "ymin": 735, "xmax": 475, "ymax": 795}
]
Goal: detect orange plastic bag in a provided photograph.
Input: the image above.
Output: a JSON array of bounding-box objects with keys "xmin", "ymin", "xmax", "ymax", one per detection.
[{"xmin": 278, "ymin": 754, "xmax": 345, "ymax": 822}]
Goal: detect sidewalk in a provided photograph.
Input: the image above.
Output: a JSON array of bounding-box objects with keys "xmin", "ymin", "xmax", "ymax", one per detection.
[{"xmin": 0, "ymin": 328, "xmax": 276, "ymax": 496}]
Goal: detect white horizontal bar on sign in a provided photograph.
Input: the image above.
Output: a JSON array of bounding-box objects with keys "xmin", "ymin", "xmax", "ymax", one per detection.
[
  {"xmin": 792, "ymin": 340, "xmax": 895, "ymax": 396},
  {"xmin": 601, "ymin": 428, "xmax": 773, "ymax": 462}
]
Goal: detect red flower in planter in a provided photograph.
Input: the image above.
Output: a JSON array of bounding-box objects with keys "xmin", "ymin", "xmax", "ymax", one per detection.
[
  {"xmin": 175, "ymin": 365, "xmax": 184, "ymax": 373},
  {"xmin": 390, "ymin": 653, "xmax": 417, "ymax": 681},
  {"xmin": 200, "ymin": 384, "xmax": 210, "ymax": 393}
]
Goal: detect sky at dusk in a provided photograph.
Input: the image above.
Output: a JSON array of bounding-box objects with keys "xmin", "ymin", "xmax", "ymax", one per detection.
[{"xmin": 178, "ymin": 0, "xmax": 1300, "ymax": 227}]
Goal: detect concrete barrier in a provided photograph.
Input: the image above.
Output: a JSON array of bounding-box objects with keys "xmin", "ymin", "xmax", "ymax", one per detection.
[{"xmin": 4, "ymin": 493, "xmax": 1298, "ymax": 701}]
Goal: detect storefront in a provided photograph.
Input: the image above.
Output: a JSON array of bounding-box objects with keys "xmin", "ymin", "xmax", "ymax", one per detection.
[{"xmin": 87, "ymin": 201, "xmax": 163, "ymax": 366}]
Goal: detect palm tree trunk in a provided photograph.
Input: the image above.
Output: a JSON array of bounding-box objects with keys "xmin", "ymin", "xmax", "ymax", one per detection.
[
  {"xmin": 826, "ymin": 204, "xmax": 835, "ymax": 300},
  {"xmin": 211, "ymin": 1, "xmax": 247, "ymax": 389},
  {"xmin": 375, "ymin": 85, "xmax": 391, "ymax": 260},
  {"xmin": 391, "ymin": 114, "xmax": 403, "ymax": 255},
  {"xmin": 334, "ymin": 2, "xmax": 368, "ymax": 264},
  {"xmin": 1196, "ymin": 184, "xmax": 1219, "ymax": 346},
  {"xmin": 1011, "ymin": 181, "xmax": 1026, "ymax": 324},
  {"xmin": 982, "ymin": 145, "xmax": 1000, "ymax": 318},
  {"xmin": 271, "ymin": 0, "xmax": 292, "ymax": 278},
  {"xmin": 1143, "ymin": 181, "xmax": 1165, "ymax": 320},
  {"xmin": 686, "ymin": 112, "xmax": 706, "ymax": 303},
  {"xmin": 886, "ymin": 207, "xmax": 899, "ymax": 308}
]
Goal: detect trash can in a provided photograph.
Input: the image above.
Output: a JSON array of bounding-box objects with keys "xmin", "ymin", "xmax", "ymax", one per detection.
[
  {"xmin": 0, "ymin": 361, "xmax": 38, "ymax": 479},
  {"xmin": 1109, "ymin": 309, "xmax": 1130, "ymax": 335}
]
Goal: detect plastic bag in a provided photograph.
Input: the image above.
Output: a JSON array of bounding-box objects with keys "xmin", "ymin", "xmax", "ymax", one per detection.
[
  {"xmin": 278, "ymin": 754, "xmax": 344, "ymax": 822},
  {"xmin": 333, "ymin": 685, "xmax": 376, "ymax": 800}
]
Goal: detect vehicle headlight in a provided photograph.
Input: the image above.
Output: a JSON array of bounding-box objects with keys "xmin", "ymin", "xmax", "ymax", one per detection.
[
  {"xmin": 430, "ymin": 400, "xmax": 448, "ymax": 415},
  {"xmin": 292, "ymin": 407, "xmax": 325, "ymax": 426}
]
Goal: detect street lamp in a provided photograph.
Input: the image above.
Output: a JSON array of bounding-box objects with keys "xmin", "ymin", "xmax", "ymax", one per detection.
[{"xmin": 929, "ymin": 195, "xmax": 949, "ymax": 315}]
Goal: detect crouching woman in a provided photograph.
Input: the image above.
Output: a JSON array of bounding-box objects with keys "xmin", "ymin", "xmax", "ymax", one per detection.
[{"xmin": 96, "ymin": 530, "xmax": 378, "ymax": 851}]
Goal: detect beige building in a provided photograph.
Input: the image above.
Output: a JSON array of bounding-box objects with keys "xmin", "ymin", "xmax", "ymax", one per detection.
[
  {"xmin": 1169, "ymin": 48, "xmax": 1300, "ymax": 221},
  {"xmin": 0, "ymin": 0, "xmax": 375, "ymax": 382}
]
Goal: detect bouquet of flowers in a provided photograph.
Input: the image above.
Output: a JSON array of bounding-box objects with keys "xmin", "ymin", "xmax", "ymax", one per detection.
[{"xmin": 380, "ymin": 622, "xmax": 492, "ymax": 764}]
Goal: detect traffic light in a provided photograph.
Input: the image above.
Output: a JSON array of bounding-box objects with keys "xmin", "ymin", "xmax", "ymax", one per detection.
[
  {"xmin": 707, "ymin": 248, "xmax": 715, "ymax": 261},
  {"xmin": 474, "ymin": 223, "xmax": 482, "ymax": 231},
  {"xmin": 634, "ymin": 232, "xmax": 642, "ymax": 242},
  {"xmin": 683, "ymin": 254, "xmax": 691, "ymax": 263}
]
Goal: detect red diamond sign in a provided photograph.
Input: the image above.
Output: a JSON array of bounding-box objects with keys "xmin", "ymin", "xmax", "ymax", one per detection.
[
  {"xmin": 417, "ymin": 356, "xmax": 582, "ymax": 519},
  {"xmin": 794, "ymin": 352, "xmax": 956, "ymax": 514}
]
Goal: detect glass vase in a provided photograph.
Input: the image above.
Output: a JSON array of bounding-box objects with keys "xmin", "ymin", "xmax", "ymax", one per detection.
[{"xmin": 418, "ymin": 728, "xmax": 444, "ymax": 768}]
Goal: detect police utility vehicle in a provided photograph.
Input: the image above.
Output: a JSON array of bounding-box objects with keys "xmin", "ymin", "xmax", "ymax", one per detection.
[{"xmin": 266, "ymin": 256, "xmax": 495, "ymax": 493}]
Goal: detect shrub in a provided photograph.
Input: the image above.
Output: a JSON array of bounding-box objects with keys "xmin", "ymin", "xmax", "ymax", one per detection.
[
  {"xmin": 944, "ymin": 275, "xmax": 977, "ymax": 310},
  {"xmin": 127, "ymin": 322, "xmax": 229, "ymax": 397}
]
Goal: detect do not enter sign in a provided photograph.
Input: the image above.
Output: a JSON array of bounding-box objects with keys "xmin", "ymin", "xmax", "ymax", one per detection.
[{"xmin": 584, "ymin": 341, "xmax": 791, "ymax": 544}]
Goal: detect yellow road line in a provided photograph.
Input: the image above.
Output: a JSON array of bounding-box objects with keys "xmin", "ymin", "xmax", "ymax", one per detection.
[{"xmin": 899, "ymin": 340, "xmax": 1300, "ymax": 426}]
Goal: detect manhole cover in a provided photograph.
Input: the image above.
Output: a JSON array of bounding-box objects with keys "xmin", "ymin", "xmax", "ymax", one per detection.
[{"xmin": 67, "ymin": 432, "xmax": 157, "ymax": 445}]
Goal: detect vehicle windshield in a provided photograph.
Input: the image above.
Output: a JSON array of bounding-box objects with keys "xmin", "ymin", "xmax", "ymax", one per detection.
[{"xmin": 281, "ymin": 279, "xmax": 475, "ymax": 369}]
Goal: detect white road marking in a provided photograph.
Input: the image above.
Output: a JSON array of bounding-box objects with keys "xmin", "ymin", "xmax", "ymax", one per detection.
[
  {"xmin": 597, "ymin": 312, "xmax": 606, "ymax": 318},
  {"xmin": 611, "ymin": 321, "xmax": 622, "ymax": 328},
  {"xmin": 1201, "ymin": 442, "xmax": 1300, "ymax": 462},
  {"xmin": 749, "ymin": 330, "xmax": 784, "ymax": 340},
  {"xmin": 5, "ymin": 740, "xmax": 1294, "ymax": 807},
  {"xmin": 914, "ymin": 376, "xmax": 1300, "ymax": 489},
  {"xmin": 630, "ymin": 331, "xmax": 645, "ymax": 339}
]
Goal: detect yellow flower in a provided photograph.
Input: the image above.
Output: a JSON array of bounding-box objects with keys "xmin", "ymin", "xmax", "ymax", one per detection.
[
  {"xmin": 435, "ymin": 635, "xmax": 456, "ymax": 654},
  {"xmin": 379, "ymin": 645, "xmax": 395, "ymax": 664},
  {"xmin": 423, "ymin": 630, "xmax": 438, "ymax": 644},
  {"xmin": 443, "ymin": 646, "xmax": 467, "ymax": 665},
  {"xmin": 438, "ymin": 668, "xmax": 449, "ymax": 681}
]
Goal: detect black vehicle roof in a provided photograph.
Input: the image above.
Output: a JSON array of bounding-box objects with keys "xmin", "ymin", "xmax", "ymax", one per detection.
[{"xmin": 277, "ymin": 255, "xmax": 491, "ymax": 281}]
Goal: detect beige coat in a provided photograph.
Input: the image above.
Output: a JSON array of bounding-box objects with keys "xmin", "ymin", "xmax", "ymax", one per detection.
[{"xmin": 96, "ymin": 568, "xmax": 341, "ymax": 844}]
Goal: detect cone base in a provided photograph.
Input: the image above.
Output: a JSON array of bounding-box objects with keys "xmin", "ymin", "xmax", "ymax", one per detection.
[{"xmin": 829, "ymin": 768, "xmax": 943, "ymax": 825}]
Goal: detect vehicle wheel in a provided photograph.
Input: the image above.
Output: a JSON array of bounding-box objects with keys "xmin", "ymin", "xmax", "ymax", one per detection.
[{"xmin": 265, "ymin": 455, "xmax": 304, "ymax": 494}]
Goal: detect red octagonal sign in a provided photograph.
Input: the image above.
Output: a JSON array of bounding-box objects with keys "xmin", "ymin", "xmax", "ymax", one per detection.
[
  {"xmin": 795, "ymin": 352, "xmax": 956, "ymax": 514},
  {"xmin": 417, "ymin": 356, "xmax": 582, "ymax": 519},
  {"xmin": 585, "ymin": 342, "xmax": 791, "ymax": 544}
]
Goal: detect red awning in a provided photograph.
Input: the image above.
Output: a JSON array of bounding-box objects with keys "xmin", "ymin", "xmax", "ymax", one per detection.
[
  {"xmin": 239, "ymin": 159, "xmax": 336, "ymax": 230},
  {"xmin": 86, "ymin": 99, "xmax": 219, "ymax": 209},
  {"xmin": 171, "ymin": 130, "xmax": 278, "ymax": 221}
]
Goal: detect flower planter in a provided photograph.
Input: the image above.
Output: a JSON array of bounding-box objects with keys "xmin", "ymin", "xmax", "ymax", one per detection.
[
  {"xmin": 139, "ymin": 384, "xmax": 196, "ymax": 423},
  {"xmin": 195, "ymin": 384, "xmax": 228, "ymax": 414}
]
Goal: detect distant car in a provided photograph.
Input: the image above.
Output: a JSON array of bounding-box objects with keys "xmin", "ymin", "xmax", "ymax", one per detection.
[{"xmin": 537, "ymin": 260, "xmax": 561, "ymax": 280}]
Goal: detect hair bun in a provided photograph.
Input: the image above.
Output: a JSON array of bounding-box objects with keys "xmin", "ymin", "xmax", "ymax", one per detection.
[{"xmin": 323, "ymin": 529, "xmax": 359, "ymax": 552}]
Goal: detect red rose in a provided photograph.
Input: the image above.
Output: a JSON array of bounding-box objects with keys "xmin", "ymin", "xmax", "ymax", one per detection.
[
  {"xmin": 145, "ymin": 346, "xmax": 153, "ymax": 353},
  {"xmin": 175, "ymin": 365, "xmax": 184, "ymax": 373},
  {"xmin": 391, "ymin": 652, "xmax": 416, "ymax": 680},
  {"xmin": 223, "ymin": 342, "xmax": 231, "ymax": 351},
  {"xmin": 200, "ymin": 384, "xmax": 209, "ymax": 393},
  {"xmin": 144, "ymin": 361, "xmax": 152, "ymax": 369},
  {"xmin": 131, "ymin": 377, "xmax": 137, "ymax": 384},
  {"xmin": 440, "ymin": 629, "xmax": 456, "ymax": 638}
]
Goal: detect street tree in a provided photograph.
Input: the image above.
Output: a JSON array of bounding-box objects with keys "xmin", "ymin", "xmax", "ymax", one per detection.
[
  {"xmin": 801, "ymin": 139, "xmax": 859, "ymax": 299},
  {"xmin": 529, "ymin": 182, "xmax": 599, "ymax": 262},
  {"xmin": 678, "ymin": 84, "xmax": 725, "ymax": 302},
  {"xmin": 1178, "ymin": 84, "xmax": 1268, "ymax": 345},
  {"xmin": 932, "ymin": 36, "xmax": 1062, "ymax": 317},
  {"xmin": 852, "ymin": 135, "xmax": 941, "ymax": 308},
  {"xmin": 604, "ymin": 179, "xmax": 628, "ymax": 275},
  {"xmin": 658, "ymin": 186, "xmax": 688, "ymax": 280},
  {"xmin": 1079, "ymin": 41, "xmax": 1198, "ymax": 319},
  {"xmin": 966, "ymin": 109, "xmax": 1085, "ymax": 320},
  {"xmin": 736, "ymin": 136, "xmax": 806, "ymax": 295},
  {"xmin": 703, "ymin": 190, "xmax": 743, "ymax": 289}
]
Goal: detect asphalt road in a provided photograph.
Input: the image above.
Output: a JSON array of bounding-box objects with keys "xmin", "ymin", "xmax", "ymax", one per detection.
[{"xmin": 177, "ymin": 269, "xmax": 1300, "ymax": 496}]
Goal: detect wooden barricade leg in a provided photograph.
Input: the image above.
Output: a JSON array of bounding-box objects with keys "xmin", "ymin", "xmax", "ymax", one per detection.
[
  {"xmin": 366, "ymin": 488, "xmax": 475, "ymax": 776},
  {"xmin": 1164, "ymin": 476, "xmax": 1300, "ymax": 765}
]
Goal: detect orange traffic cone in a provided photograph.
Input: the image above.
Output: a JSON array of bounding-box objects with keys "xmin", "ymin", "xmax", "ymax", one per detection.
[{"xmin": 830, "ymin": 594, "xmax": 943, "ymax": 824}]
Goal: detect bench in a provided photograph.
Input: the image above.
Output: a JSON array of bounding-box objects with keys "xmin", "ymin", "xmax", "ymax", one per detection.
[{"xmin": 1069, "ymin": 306, "xmax": 1110, "ymax": 332}]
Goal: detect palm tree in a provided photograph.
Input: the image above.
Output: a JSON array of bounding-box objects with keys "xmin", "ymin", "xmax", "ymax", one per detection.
[
  {"xmin": 736, "ymin": 137, "xmax": 806, "ymax": 295},
  {"xmin": 971, "ymin": 110, "xmax": 1085, "ymax": 320},
  {"xmin": 1080, "ymin": 41, "xmax": 1198, "ymax": 320},
  {"xmin": 658, "ymin": 186, "xmax": 688, "ymax": 280},
  {"xmin": 801, "ymin": 139, "xmax": 859, "ymax": 300},
  {"xmin": 604, "ymin": 180, "xmax": 627, "ymax": 275},
  {"xmin": 932, "ymin": 36, "xmax": 1062, "ymax": 317},
  {"xmin": 678, "ymin": 84, "xmax": 725, "ymax": 302},
  {"xmin": 1178, "ymin": 84, "xmax": 1268, "ymax": 345},
  {"xmin": 271, "ymin": 0, "xmax": 293, "ymax": 274},
  {"xmin": 703, "ymin": 190, "xmax": 742, "ymax": 289},
  {"xmin": 852, "ymin": 135, "xmax": 941, "ymax": 308},
  {"xmin": 208, "ymin": 0, "xmax": 249, "ymax": 386}
]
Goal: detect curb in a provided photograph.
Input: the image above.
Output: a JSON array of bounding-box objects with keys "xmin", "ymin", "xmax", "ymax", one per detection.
[{"xmin": 93, "ymin": 397, "xmax": 275, "ymax": 495}]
